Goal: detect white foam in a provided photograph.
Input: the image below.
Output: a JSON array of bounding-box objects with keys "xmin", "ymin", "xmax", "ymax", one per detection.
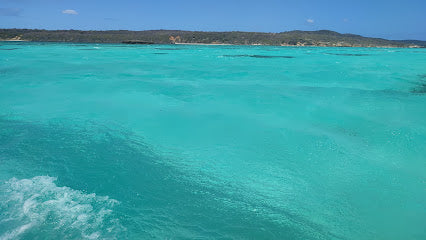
[{"xmin": 0, "ymin": 176, "xmax": 123, "ymax": 239}]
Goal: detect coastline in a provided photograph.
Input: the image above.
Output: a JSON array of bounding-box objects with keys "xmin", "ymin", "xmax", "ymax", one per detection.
[
  {"xmin": 2, "ymin": 29, "xmax": 424, "ymax": 48},
  {"xmin": 1, "ymin": 40, "xmax": 423, "ymax": 49}
]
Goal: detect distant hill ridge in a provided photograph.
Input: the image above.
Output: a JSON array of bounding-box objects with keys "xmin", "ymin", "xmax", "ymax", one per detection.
[{"xmin": 0, "ymin": 28, "xmax": 424, "ymax": 48}]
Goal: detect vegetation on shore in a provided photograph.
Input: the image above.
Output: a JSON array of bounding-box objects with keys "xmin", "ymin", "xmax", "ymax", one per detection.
[{"xmin": 0, "ymin": 28, "xmax": 424, "ymax": 48}]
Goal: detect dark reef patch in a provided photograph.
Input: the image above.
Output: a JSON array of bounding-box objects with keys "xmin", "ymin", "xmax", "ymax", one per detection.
[
  {"xmin": 0, "ymin": 67, "xmax": 15, "ymax": 75},
  {"xmin": 410, "ymin": 74, "xmax": 426, "ymax": 94},
  {"xmin": 155, "ymin": 47, "xmax": 185, "ymax": 51},
  {"xmin": 411, "ymin": 83, "xmax": 426, "ymax": 94},
  {"xmin": 223, "ymin": 54, "xmax": 295, "ymax": 59},
  {"xmin": 0, "ymin": 48, "xmax": 20, "ymax": 51},
  {"xmin": 251, "ymin": 55, "xmax": 295, "ymax": 58},
  {"xmin": 326, "ymin": 53, "xmax": 370, "ymax": 56}
]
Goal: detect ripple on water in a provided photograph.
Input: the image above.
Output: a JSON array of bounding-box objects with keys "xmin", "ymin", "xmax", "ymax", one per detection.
[{"xmin": 0, "ymin": 118, "xmax": 334, "ymax": 239}]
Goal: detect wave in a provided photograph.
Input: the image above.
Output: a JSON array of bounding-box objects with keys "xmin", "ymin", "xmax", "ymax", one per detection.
[{"xmin": 0, "ymin": 176, "xmax": 123, "ymax": 240}]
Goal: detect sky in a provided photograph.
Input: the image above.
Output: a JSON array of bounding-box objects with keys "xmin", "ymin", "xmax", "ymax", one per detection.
[{"xmin": 1, "ymin": 0, "xmax": 425, "ymax": 40}]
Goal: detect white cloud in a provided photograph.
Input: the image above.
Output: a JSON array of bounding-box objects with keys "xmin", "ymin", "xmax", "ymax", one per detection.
[
  {"xmin": 306, "ymin": 19, "xmax": 314, "ymax": 24},
  {"xmin": 62, "ymin": 9, "xmax": 78, "ymax": 15}
]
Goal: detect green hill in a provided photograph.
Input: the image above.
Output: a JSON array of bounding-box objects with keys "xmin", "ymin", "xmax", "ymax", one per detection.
[{"xmin": 0, "ymin": 28, "xmax": 423, "ymax": 48}]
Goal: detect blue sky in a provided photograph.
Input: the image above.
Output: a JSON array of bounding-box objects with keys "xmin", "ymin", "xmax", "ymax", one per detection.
[{"xmin": 1, "ymin": 0, "xmax": 425, "ymax": 40}]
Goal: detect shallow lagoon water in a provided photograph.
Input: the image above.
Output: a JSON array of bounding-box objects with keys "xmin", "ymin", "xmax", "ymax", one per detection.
[{"xmin": 0, "ymin": 42, "xmax": 425, "ymax": 239}]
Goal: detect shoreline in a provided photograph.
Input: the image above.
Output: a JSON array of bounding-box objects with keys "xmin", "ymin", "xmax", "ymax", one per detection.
[
  {"xmin": 0, "ymin": 40, "xmax": 424, "ymax": 49},
  {"xmin": 2, "ymin": 29, "xmax": 424, "ymax": 48}
]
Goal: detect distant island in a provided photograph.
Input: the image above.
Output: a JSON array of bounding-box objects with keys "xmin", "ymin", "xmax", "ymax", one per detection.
[{"xmin": 1, "ymin": 29, "xmax": 425, "ymax": 48}]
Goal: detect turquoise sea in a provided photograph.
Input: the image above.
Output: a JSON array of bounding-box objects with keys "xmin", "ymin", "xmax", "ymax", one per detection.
[{"xmin": 0, "ymin": 42, "xmax": 425, "ymax": 239}]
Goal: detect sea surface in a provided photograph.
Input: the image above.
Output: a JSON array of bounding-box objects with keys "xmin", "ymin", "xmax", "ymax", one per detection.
[{"xmin": 0, "ymin": 42, "xmax": 425, "ymax": 240}]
